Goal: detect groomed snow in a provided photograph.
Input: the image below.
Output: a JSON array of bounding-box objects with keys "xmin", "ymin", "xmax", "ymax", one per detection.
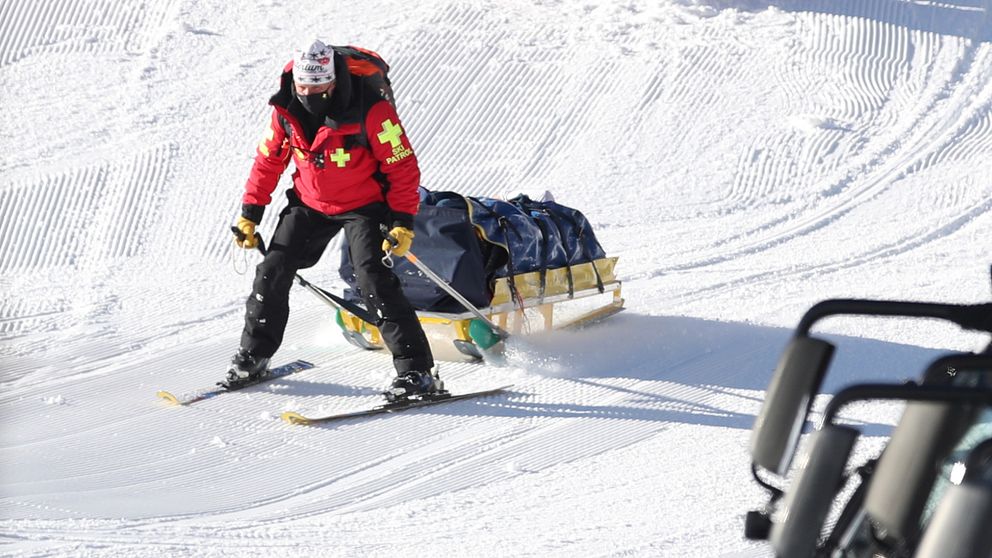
[{"xmin": 2, "ymin": 1, "xmax": 991, "ymax": 556}]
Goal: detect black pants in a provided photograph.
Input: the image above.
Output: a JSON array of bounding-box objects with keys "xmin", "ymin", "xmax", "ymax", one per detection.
[{"xmin": 240, "ymin": 197, "xmax": 434, "ymax": 375}]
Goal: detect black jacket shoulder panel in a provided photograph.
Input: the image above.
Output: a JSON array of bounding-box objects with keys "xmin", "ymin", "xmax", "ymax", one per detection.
[{"xmin": 269, "ymin": 70, "xmax": 295, "ymax": 109}]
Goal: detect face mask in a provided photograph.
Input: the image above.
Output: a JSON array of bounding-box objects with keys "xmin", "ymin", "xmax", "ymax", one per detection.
[{"xmin": 297, "ymin": 91, "xmax": 331, "ymax": 115}]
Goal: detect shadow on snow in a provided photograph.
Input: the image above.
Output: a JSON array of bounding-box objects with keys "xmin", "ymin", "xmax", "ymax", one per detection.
[{"xmin": 305, "ymin": 313, "xmax": 952, "ymax": 433}]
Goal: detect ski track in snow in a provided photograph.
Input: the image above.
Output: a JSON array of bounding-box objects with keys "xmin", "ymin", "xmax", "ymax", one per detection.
[{"xmin": 2, "ymin": 0, "xmax": 992, "ymax": 556}]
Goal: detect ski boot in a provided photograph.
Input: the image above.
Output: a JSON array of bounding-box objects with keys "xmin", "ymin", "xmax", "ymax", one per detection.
[
  {"xmin": 223, "ymin": 350, "xmax": 271, "ymax": 388},
  {"xmin": 385, "ymin": 369, "xmax": 444, "ymax": 402}
]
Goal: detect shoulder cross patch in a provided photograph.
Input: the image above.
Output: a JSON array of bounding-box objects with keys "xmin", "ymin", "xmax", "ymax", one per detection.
[{"xmin": 377, "ymin": 119, "xmax": 404, "ymax": 148}]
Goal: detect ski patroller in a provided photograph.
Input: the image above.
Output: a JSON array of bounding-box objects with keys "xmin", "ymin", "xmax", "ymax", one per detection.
[
  {"xmin": 281, "ymin": 385, "xmax": 513, "ymax": 425},
  {"xmin": 157, "ymin": 359, "xmax": 315, "ymax": 406}
]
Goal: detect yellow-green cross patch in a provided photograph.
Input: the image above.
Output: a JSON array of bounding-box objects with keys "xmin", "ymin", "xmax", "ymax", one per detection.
[
  {"xmin": 330, "ymin": 147, "xmax": 351, "ymax": 167},
  {"xmin": 377, "ymin": 119, "xmax": 404, "ymax": 149}
]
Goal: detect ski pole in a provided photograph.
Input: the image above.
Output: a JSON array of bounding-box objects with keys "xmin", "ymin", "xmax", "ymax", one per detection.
[
  {"xmin": 230, "ymin": 227, "xmax": 378, "ymax": 324},
  {"xmin": 381, "ymin": 228, "xmax": 510, "ymax": 341}
]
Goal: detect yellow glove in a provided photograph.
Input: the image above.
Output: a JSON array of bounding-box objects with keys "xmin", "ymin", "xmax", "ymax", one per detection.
[
  {"xmin": 234, "ymin": 216, "xmax": 258, "ymax": 249},
  {"xmin": 382, "ymin": 226, "xmax": 414, "ymax": 257}
]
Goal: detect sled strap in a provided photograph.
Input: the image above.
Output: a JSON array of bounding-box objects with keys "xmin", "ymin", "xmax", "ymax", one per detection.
[
  {"xmin": 541, "ymin": 208, "xmax": 576, "ymax": 298},
  {"xmin": 497, "ymin": 215, "xmax": 525, "ymax": 309},
  {"xmin": 575, "ymin": 219, "xmax": 604, "ymax": 293},
  {"xmin": 468, "ymin": 197, "xmax": 526, "ymax": 309},
  {"xmin": 533, "ymin": 218, "xmax": 551, "ymax": 301}
]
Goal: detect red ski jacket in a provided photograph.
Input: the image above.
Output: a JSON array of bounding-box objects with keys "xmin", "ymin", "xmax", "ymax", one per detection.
[{"xmin": 242, "ymin": 57, "xmax": 420, "ymax": 226}]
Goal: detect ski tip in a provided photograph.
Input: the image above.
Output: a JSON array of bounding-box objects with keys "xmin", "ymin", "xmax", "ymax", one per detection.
[
  {"xmin": 281, "ymin": 411, "xmax": 312, "ymax": 426},
  {"xmin": 156, "ymin": 390, "xmax": 182, "ymax": 405}
]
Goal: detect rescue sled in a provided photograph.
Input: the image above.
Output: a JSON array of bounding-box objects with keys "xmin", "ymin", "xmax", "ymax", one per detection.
[{"xmin": 335, "ymin": 189, "xmax": 625, "ymax": 362}]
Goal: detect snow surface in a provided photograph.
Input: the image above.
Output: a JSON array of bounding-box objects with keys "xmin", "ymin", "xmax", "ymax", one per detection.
[{"xmin": 2, "ymin": 0, "xmax": 992, "ymax": 556}]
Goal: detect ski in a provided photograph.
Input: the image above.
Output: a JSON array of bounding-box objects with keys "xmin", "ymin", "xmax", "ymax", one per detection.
[
  {"xmin": 280, "ymin": 385, "xmax": 513, "ymax": 425},
  {"xmin": 157, "ymin": 359, "xmax": 315, "ymax": 406}
]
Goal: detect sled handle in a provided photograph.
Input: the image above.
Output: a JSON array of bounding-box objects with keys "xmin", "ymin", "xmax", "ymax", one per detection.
[
  {"xmin": 382, "ymin": 227, "xmax": 510, "ymax": 341},
  {"xmin": 405, "ymin": 250, "xmax": 510, "ymax": 341}
]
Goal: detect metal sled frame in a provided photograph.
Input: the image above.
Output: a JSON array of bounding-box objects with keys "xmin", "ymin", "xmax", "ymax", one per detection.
[{"xmin": 337, "ymin": 257, "xmax": 625, "ymax": 361}]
